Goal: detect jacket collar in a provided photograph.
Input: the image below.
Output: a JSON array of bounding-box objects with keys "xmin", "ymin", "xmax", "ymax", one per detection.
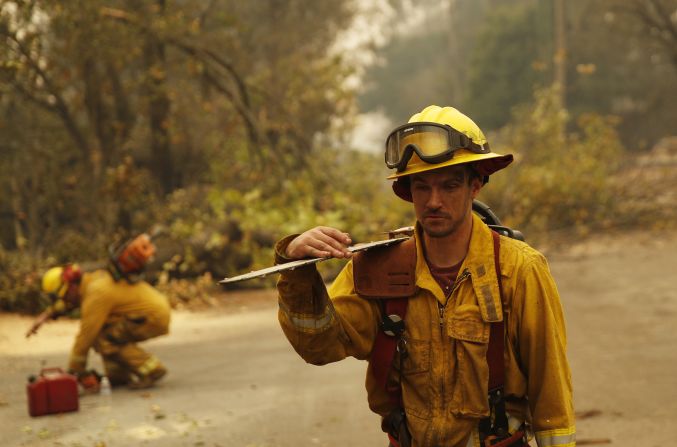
[
  {"xmin": 464, "ymin": 213, "xmax": 503, "ymax": 322},
  {"xmin": 413, "ymin": 213, "xmax": 503, "ymax": 322}
]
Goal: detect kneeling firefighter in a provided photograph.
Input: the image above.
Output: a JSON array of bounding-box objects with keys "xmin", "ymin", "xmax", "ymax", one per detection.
[{"xmin": 28, "ymin": 234, "xmax": 171, "ymax": 390}]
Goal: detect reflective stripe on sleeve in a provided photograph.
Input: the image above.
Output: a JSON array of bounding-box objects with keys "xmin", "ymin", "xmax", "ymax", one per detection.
[
  {"xmin": 535, "ymin": 426, "xmax": 576, "ymax": 447},
  {"xmin": 279, "ymin": 301, "xmax": 336, "ymax": 334},
  {"xmin": 466, "ymin": 428, "xmax": 479, "ymax": 447}
]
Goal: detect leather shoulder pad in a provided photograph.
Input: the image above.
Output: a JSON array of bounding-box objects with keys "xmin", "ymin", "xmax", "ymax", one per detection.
[{"xmin": 353, "ymin": 237, "xmax": 417, "ymax": 299}]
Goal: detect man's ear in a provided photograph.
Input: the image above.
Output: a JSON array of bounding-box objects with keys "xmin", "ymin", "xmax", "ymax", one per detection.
[{"xmin": 470, "ymin": 177, "xmax": 482, "ymax": 199}]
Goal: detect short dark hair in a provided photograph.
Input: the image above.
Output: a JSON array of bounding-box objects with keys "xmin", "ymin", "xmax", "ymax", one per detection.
[{"xmin": 466, "ymin": 164, "xmax": 484, "ymax": 184}]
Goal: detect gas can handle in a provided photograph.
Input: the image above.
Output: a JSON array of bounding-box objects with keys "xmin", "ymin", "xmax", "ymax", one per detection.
[{"xmin": 40, "ymin": 367, "xmax": 65, "ymax": 375}]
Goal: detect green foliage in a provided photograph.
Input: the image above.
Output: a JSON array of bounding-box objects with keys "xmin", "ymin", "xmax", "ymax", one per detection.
[
  {"xmin": 2, "ymin": 0, "xmax": 674, "ymax": 313},
  {"xmin": 463, "ymin": 2, "xmax": 552, "ymax": 130},
  {"xmin": 565, "ymin": 0, "xmax": 677, "ymax": 151},
  {"xmin": 359, "ymin": 0, "xmax": 677, "ymax": 149},
  {"xmin": 154, "ymin": 148, "xmax": 413, "ymax": 284},
  {"xmin": 481, "ymin": 86, "xmax": 625, "ymax": 242},
  {"xmin": 0, "ymin": 0, "xmax": 362, "ymax": 312},
  {"xmin": 0, "ymin": 247, "xmax": 46, "ymax": 313},
  {"xmin": 0, "ymin": 0, "xmax": 359, "ymax": 250}
]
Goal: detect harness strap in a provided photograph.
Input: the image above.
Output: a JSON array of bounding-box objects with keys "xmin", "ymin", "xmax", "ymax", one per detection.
[
  {"xmin": 353, "ymin": 237, "xmax": 416, "ymax": 443},
  {"xmin": 356, "ymin": 232, "xmax": 514, "ymax": 445},
  {"xmin": 480, "ymin": 231, "xmax": 510, "ymax": 440},
  {"xmin": 372, "ymin": 297, "xmax": 408, "ymax": 403},
  {"xmin": 487, "ymin": 231, "xmax": 505, "ymax": 391}
]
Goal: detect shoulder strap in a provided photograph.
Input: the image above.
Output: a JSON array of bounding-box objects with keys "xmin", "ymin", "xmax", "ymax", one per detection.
[
  {"xmin": 481, "ymin": 231, "xmax": 509, "ymax": 438},
  {"xmin": 487, "ymin": 231, "xmax": 505, "ymax": 391},
  {"xmin": 353, "ymin": 237, "xmax": 417, "ymax": 404},
  {"xmin": 353, "ymin": 237, "xmax": 417, "ymax": 298},
  {"xmin": 372, "ymin": 297, "xmax": 408, "ymax": 401}
]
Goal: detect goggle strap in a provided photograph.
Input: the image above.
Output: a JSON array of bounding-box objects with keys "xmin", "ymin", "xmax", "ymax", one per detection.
[
  {"xmin": 455, "ymin": 132, "xmax": 490, "ymax": 154},
  {"xmin": 454, "ymin": 132, "xmax": 470, "ymax": 149}
]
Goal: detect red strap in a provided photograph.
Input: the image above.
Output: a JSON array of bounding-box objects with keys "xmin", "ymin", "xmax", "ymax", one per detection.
[
  {"xmin": 487, "ymin": 231, "xmax": 505, "ymax": 391},
  {"xmin": 371, "ymin": 297, "xmax": 408, "ymax": 404},
  {"xmin": 373, "ymin": 233, "xmax": 504, "ymax": 396},
  {"xmin": 387, "ymin": 433, "xmax": 401, "ymax": 447},
  {"xmin": 374, "ymin": 231, "xmax": 507, "ymax": 445},
  {"xmin": 485, "ymin": 430, "xmax": 526, "ymax": 447}
]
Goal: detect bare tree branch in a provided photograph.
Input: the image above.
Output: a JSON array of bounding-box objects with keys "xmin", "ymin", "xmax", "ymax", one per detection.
[
  {"xmin": 100, "ymin": 6, "xmax": 256, "ymax": 130},
  {"xmin": 620, "ymin": 0, "xmax": 677, "ymax": 67},
  {"xmin": 2, "ymin": 28, "xmax": 90, "ymax": 157}
]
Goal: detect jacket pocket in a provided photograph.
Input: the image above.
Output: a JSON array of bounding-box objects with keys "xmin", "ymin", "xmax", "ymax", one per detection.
[
  {"xmin": 394, "ymin": 337, "xmax": 431, "ymax": 418},
  {"xmin": 448, "ymin": 304, "xmax": 491, "ymax": 417}
]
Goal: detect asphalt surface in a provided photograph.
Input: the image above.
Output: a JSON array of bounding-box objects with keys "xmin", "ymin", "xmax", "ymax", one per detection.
[
  {"xmin": 1, "ymin": 229, "xmax": 677, "ymax": 446},
  {"xmin": 0, "ymin": 299, "xmax": 383, "ymax": 447}
]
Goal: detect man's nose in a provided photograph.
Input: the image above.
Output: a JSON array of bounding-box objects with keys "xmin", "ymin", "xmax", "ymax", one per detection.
[{"xmin": 426, "ymin": 186, "xmax": 443, "ymax": 208}]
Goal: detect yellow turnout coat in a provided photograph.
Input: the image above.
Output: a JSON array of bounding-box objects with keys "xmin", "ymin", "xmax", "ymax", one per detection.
[
  {"xmin": 276, "ymin": 214, "xmax": 575, "ymax": 447},
  {"xmin": 68, "ymin": 270, "xmax": 171, "ymax": 373}
]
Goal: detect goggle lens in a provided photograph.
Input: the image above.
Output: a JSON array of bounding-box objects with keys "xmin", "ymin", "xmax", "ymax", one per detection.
[
  {"xmin": 385, "ymin": 122, "xmax": 488, "ymax": 172},
  {"xmin": 386, "ymin": 124, "xmax": 454, "ymax": 169}
]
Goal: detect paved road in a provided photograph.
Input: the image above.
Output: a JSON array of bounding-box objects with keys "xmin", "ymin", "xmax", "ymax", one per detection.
[
  {"xmin": 0, "ymin": 301, "xmax": 384, "ymax": 447},
  {"xmin": 1, "ymin": 229, "xmax": 677, "ymax": 446}
]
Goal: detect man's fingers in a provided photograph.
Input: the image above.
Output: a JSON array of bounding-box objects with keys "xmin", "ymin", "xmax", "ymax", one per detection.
[
  {"xmin": 317, "ymin": 227, "xmax": 352, "ymax": 245},
  {"xmin": 286, "ymin": 226, "xmax": 353, "ymax": 259},
  {"xmin": 312, "ymin": 229, "xmax": 353, "ymax": 258},
  {"xmin": 311, "ymin": 230, "xmax": 351, "ymax": 256},
  {"xmin": 307, "ymin": 238, "xmax": 349, "ymax": 259}
]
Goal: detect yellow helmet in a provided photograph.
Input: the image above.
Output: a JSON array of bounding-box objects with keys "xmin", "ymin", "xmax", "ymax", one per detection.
[
  {"xmin": 41, "ymin": 264, "xmax": 82, "ymax": 312},
  {"xmin": 385, "ymin": 105, "xmax": 513, "ymax": 201},
  {"xmin": 42, "ymin": 267, "xmax": 68, "ymax": 299}
]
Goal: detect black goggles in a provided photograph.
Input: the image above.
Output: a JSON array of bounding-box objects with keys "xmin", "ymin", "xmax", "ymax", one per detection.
[{"xmin": 384, "ymin": 122, "xmax": 491, "ymax": 172}]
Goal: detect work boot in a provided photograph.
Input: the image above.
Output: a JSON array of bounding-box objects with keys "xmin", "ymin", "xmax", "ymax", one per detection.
[
  {"xmin": 103, "ymin": 358, "xmax": 134, "ymax": 387},
  {"xmin": 109, "ymin": 373, "xmax": 132, "ymax": 387},
  {"xmin": 128, "ymin": 365, "xmax": 167, "ymax": 390}
]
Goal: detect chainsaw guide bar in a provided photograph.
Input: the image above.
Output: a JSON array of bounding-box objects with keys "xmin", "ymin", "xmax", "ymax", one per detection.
[{"xmin": 219, "ymin": 236, "xmax": 410, "ymax": 285}]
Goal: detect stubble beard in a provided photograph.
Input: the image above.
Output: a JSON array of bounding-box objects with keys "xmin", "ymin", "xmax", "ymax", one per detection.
[
  {"xmin": 421, "ymin": 217, "xmax": 462, "ymax": 238},
  {"xmin": 420, "ymin": 195, "xmax": 472, "ymax": 239}
]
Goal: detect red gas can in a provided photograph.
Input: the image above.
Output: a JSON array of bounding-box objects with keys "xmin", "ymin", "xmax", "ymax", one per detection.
[{"xmin": 27, "ymin": 367, "xmax": 79, "ymax": 417}]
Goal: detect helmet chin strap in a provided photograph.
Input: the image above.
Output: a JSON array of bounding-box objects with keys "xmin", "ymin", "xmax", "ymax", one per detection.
[{"xmin": 60, "ymin": 264, "xmax": 83, "ymax": 308}]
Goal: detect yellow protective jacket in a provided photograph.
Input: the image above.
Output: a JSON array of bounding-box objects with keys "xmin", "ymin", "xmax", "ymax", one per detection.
[
  {"xmin": 276, "ymin": 214, "xmax": 575, "ymax": 447},
  {"xmin": 68, "ymin": 270, "xmax": 171, "ymax": 372}
]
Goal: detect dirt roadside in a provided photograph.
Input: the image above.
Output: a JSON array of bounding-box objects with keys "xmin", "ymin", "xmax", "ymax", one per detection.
[{"xmin": 1, "ymin": 229, "xmax": 676, "ymax": 446}]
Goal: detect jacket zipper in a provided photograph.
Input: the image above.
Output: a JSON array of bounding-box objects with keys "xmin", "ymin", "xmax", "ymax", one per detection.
[
  {"xmin": 432, "ymin": 268, "xmax": 471, "ymax": 446},
  {"xmin": 438, "ymin": 269, "xmax": 471, "ymax": 327}
]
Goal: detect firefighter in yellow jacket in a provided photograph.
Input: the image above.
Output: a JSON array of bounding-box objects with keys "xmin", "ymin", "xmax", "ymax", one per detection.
[
  {"xmin": 31, "ymin": 263, "xmax": 171, "ymax": 390},
  {"xmin": 275, "ymin": 106, "xmax": 575, "ymax": 446}
]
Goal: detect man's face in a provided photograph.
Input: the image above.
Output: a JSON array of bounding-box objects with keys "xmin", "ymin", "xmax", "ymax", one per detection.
[
  {"xmin": 409, "ymin": 165, "xmax": 481, "ymax": 238},
  {"xmin": 63, "ymin": 282, "xmax": 81, "ymax": 309}
]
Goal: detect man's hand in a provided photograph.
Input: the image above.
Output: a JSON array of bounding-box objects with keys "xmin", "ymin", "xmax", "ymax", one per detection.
[
  {"xmin": 285, "ymin": 226, "xmax": 352, "ymax": 260},
  {"xmin": 25, "ymin": 321, "xmax": 42, "ymax": 338},
  {"xmin": 74, "ymin": 370, "xmax": 101, "ymax": 394}
]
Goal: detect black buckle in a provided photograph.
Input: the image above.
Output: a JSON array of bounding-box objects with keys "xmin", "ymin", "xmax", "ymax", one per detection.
[
  {"xmin": 480, "ymin": 388, "xmax": 510, "ymax": 443},
  {"xmin": 382, "ymin": 408, "xmax": 412, "ymax": 447},
  {"xmin": 380, "ymin": 314, "xmax": 405, "ymax": 337}
]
